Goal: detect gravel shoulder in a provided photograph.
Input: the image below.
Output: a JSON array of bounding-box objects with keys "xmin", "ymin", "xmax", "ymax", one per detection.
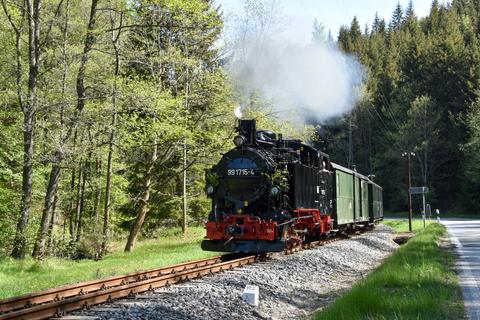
[{"xmin": 76, "ymin": 225, "xmax": 398, "ymax": 320}]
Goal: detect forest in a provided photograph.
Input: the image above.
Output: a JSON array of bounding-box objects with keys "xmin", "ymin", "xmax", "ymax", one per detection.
[
  {"xmin": 0, "ymin": 0, "xmax": 479, "ymax": 260},
  {"xmin": 325, "ymin": 0, "xmax": 480, "ymax": 215}
]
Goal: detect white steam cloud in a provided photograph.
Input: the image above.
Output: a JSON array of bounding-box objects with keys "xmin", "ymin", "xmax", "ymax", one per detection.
[
  {"xmin": 220, "ymin": 0, "xmax": 365, "ymax": 123},
  {"xmin": 228, "ymin": 38, "xmax": 364, "ymax": 122},
  {"xmin": 234, "ymin": 105, "xmax": 243, "ymax": 118}
]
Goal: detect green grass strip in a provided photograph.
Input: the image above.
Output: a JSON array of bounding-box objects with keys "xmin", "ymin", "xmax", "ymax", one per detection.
[
  {"xmin": 383, "ymin": 219, "xmax": 434, "ymax": 233},
  {"xmin": 315, "ymin": 223, "xmax": 464, "ymax": 320},
  {"xmin": 0, "ymin": 227, "xmax": 217, "ymax": 299}
]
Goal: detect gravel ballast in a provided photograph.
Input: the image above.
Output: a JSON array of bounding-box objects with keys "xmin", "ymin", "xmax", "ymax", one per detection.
[{"xmin": 76, "ymin": 225, "xmax": 398, "ymax": 320}]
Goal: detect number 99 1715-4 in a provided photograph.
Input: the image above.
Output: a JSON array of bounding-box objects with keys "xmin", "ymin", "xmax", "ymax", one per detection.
[{"xmin": 227, "ymin": 169, "xmax": 256, "ymax": 176}]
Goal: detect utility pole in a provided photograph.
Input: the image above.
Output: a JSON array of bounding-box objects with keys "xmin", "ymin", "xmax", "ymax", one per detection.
[{"xmin": 402, "ymin": 152, "xmax": 415, "ymax": 232}]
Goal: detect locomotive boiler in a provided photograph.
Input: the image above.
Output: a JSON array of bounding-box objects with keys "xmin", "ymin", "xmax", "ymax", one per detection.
[{"xmin": 201, "ymin": 119, "xmax": 383, "ymax": 253}]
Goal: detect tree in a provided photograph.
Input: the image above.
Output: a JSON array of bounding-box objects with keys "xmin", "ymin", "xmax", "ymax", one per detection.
[
  {"xmin": 398, "ymin": 96, "xmax": 441, "ymax": 187},
  {"xmin": 32, "ymin": 0, "xmax": 100, "ymax": 259},
  {"xmin": 323, "ymin": 0, "xmax": 480, "ymax": 212},
  {"xmin": 100, "ymin": 0, "xmax": 125, "ymax": 257},
  {"xmin": 463, "ymin": 96, "xmax": 480, "ymax": 211},
  {"xmin": 389, "ymin": 2, "xmax": 404, "ymax": 31},
  {"xmin": 122, "ymin": 0, "xmax": 229, "ymax": 251},
  {"xmin": 0, "ymin": 0, "xmax": 239, "ymax": 258},
  {"xmin": 405, "ymin": 0, "xmax": 415, "ymax": 22},
  {"xmin": 2, "ymin": 0, "xmax": 43, "ymax": 259},
  {"xmin": 312, "ymin": 19, "xmax": 326, "ymax": 44}
]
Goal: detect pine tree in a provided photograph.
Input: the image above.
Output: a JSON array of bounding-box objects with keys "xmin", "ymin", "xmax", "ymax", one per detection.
[
  {"xmin": 372, "ymin": 12, "xmax": 381, "ymax": 35},
  {"xmin": 389, "ymin": 2, "xmax": 404, "ymax": 31},
  {"xmin": 405, "ymin": 0, "xmax": 415, "ymax": 21},
  {"xmin": 350, "ymin": 16, "xmax": 362, "ymax": 41},
  {"xmin": 312, "ymin": 18, "xmax": 326, "ymax": 44}
]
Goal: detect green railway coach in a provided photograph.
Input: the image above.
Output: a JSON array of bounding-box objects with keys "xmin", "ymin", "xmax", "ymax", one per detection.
[
  {"xmin": 331, "ymin": 163, "xmax": 383, "ymax": 229},
  {"xmin": 368, "ymin": 181, "xmax": 383, "ymax": 222}
]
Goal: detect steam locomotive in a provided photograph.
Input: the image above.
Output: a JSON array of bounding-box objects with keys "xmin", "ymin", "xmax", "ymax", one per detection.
[{"xmin": 201, "ymin": 119, "xmax": 383, "ymax": 253}]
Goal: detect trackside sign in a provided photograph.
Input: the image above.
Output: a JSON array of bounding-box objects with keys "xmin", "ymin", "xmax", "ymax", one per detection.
[{"xmin": 409, "ymin": 187, "xmax": 429, "ymax": 194}]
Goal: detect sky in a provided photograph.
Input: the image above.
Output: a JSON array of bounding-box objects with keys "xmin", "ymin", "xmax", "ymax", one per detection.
[{"xmin": 216, "ymin": 0, "xmax": 437, "ymax": 44}]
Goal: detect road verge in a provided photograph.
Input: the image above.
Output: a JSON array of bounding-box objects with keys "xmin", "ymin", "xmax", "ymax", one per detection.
[{"xmin": 315, "ymin": 222, "xmax": 464, "ymax": 320}]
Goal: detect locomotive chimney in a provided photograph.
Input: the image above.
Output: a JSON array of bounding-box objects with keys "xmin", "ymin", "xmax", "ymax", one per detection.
[{"xmin": 236, "ymin": 119, "xmax": 257, "ymax": 146}]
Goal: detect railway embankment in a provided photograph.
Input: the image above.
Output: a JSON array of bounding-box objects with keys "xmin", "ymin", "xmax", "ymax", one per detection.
[
  {"xmin": 70, "ymin": 225, "xmax": 397, "ymax": 320},
  {"xmin": 315, "ymin": 221, "xmax": 465, "ymax": 320}
]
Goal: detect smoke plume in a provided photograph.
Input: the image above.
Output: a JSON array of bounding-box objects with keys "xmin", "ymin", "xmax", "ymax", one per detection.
[{"xmin": 225, "ymin": 3, "xmax": 365, "ymax": 123}]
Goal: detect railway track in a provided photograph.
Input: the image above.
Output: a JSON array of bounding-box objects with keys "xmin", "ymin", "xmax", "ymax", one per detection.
[
  {"xmin": 0, "ymin": 231, "xmax": 359, "ymax": 320},
  {"xmin": 0, "ymin": 254, "xmax": 256, "ymax": 320}
]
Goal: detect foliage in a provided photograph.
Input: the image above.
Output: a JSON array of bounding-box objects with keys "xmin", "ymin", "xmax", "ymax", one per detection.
[
  {"xmin": 2, "ymin": 0, "xmax": 480, "ymax": 259},
  {"xmin": 319, "ymin": 0, "xmax": 480, "ymax": 213},
  {"xmin": 0, "ymin": 0, "xmax": 237, "ymax": 258},
  {"xmin": 463, "ymin": 95, "xmax": 480, "ymax": 211}
]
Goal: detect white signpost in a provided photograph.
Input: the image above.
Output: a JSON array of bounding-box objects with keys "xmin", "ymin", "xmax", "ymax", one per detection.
[{"xmin": 409, "ymin": 187, "xmax": 429, "ymax": 228}]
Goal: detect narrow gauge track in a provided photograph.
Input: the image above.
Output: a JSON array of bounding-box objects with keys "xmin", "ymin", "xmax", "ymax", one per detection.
[
  {"xmin": 0, "ymin": 231, "xmax": 358, "ymax": 320},
  {"xmin": 0, "ymin": 254, "xmax": 255, "ymax": 320}
]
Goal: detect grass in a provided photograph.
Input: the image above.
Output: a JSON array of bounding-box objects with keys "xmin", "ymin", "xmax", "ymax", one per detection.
[
  {"xmin": 315, "ymin": 222, "xmax": 465, "ymax": 320},
  {"xmin": 383, "ymin": 219, "xmax": 434, "ymax": 233},
  {"xmin": 0, "ymin": 227, "xmax": 218, "ymax": 299}
]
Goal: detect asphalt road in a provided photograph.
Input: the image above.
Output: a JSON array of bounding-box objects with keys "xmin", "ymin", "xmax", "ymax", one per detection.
[{"xmin": 442, "ymin": 219, "xmax": 480, "ymax": 320}]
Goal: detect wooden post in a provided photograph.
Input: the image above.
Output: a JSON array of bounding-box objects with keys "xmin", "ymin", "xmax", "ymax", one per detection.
[{"xmin": 408, "ymin": 153, "xmax": 413, "ymax": 232}]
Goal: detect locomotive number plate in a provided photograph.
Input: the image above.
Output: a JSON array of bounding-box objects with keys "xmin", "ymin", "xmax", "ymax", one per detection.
[{"xmin": 227, "ymin": 169, "xmax": 256, "ymax": 176}]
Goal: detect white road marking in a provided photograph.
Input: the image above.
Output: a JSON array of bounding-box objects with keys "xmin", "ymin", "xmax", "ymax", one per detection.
[{"xmin": 445, "ymin": 222, "xmax": 480, "ymax": 320}]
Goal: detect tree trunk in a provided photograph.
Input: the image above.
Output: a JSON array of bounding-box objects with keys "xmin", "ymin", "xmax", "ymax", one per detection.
[
  {"xmin": 75, "ymin": 159, "xmax": 88, "ymax": 243},
  {"xmin": 67, "ymin": 131, "xmax": 78, "ymax": 240},
  {"xmin": 182, "ymin": 69, "xmax": 189, "ymax": 234},
  {"xmin": 182, "ymin": 138, "xmax": 187, "ymax": 233},
  {"xmin": 32, "ymin": 0, "xmax": 71, "ymax": 258},
  {"xmin": 124, "ymin": 142, "xmax": 158, "ymax": 252},
  {"xmin": 70, "ymin": 0, "xmax": 98, "ymax": 244},
  {"xmin": 30, "ymin": 0, "xmax": 97, "ymax": 255},
  {"xmin": 72, "ymin": 0, "xmax": 98, "ymax": 131},
  {"xmin": 68, "ymin": 166, "xmax": 76, "ymax": 240},
  {"xmin": 93, "ymin": 157, "xmax": 101, "ymax": 228},
  {"xmin": 47, "ymin": 192, "xmax": 58, "ymax": 250},
  {"xmin": 101, "ymin": 9, "xmax": 122, "ymax": 257},
  {"xmin": 101, "ymin": 111, "xmax": 116, "ymax": 256},
  {"xmin": 10, "ymin": 0, "xmax": 40, "ymax": 259},
  {"xmin": 32, "ymin": 154, "xmax": 62, "ymax": 258},
  {"xmin": 11, "ymin": 112, "xmax": 35, "ymax": 259},
  {"xmin": 73, "ymin": 162, "xmax": 83, "ymax": 241}
]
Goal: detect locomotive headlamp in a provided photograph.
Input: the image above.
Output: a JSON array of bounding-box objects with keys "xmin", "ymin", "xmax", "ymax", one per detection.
[
  {"xmin": 270, "ymin": 186, "xmax": 280, "ymax": 196},
  {"xmin": 233, "ymin": 135, "xmax": 246, "ymax": 147},
  {"xmin": 205, "ymin": 185, "xmax": 214, "ymax": 195}
]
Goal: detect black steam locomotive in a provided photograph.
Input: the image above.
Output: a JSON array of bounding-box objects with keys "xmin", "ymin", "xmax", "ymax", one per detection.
[{"xmin": 201, "ymin": 119, "xmax": 383, "ymax": 253}]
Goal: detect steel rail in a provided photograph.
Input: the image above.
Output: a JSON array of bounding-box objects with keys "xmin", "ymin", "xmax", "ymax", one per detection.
[
  {"xmin": 0, "ymin": 254, "xmax": 254, "ymax": 320},
  {"xmin": 0, "ymin": 255, "xmax": 256, "ymax": 320}
]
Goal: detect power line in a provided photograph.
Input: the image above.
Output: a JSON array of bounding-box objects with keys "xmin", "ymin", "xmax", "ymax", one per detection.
[{"xmin": 377, "ymin": 85, "xmax": 402, "ymax": 130}]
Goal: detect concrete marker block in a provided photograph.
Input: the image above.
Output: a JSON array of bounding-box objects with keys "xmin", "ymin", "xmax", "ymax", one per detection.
[{"xmin": 242, "ymin": 285, "xmax": 259, "ymax": 306}]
